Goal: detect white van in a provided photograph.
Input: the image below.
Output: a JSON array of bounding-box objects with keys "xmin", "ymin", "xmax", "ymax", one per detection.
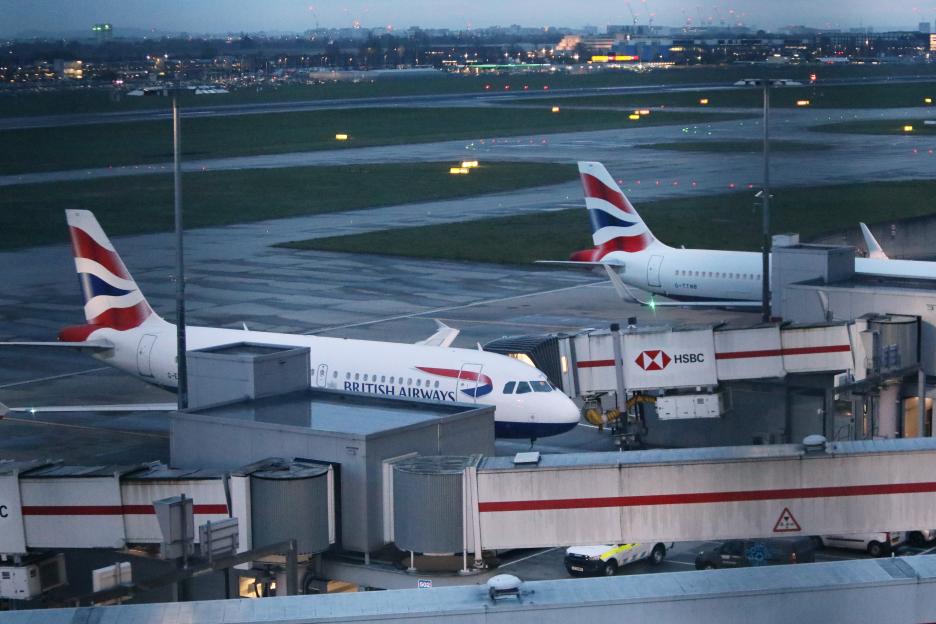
[
  {"xmin": 819, "ymin": 532, "xmax": 904, "ymax": 557},
  {"xmin": 564, "ymin": 542, "xmax": 672, "ymax": 576}
]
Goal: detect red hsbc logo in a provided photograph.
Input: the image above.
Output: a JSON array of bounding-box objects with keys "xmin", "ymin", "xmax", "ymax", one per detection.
[{"xmin": 635, "ymin": 350, "xmax": 671, "ymax": 371}]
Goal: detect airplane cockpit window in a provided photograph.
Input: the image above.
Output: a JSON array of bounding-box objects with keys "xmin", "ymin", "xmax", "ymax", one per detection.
[
  {"xmin": 531, "ymin": 380, "xmax": 552, "ymax": 392},
  {"xmin": 503, "ymin": 381, "xmax": 516, "ymax": 394},
  {"xmin": 516, "ymin": 382, "xmax": 532, "ymax": 394}
]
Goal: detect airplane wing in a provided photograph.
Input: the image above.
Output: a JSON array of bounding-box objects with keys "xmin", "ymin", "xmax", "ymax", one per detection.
[
  {"xmin": 535, "ymin": 260, "xmax": 613, "ymax": 268},
  {"xmin": 1, "ymin": 340, "xmax": 114, "ymax": 351},
  {"xmin": 415, "ymin": 320, "xmax": 459, "ymax": 348},
  {"xmin": 859, "ymin": 222, "xmax": 888, "ymax": 259},
  {"xmin": 3, "ymin": 402, "xmax": 176, "ymax": 414}
]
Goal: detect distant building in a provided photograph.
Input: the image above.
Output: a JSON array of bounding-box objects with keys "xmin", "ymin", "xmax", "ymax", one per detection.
[{"xmin": 920, "ymin": 21, "xmax": 932, "ymax": 34}]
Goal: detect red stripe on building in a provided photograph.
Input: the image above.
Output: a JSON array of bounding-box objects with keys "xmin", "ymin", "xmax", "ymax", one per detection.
[
  {"xmin": 576, "ymin": 359, "xmax": 616, "ymax": 369},
  {"xmin": 478, "ymin": 481, "xmax": 936, "ymax": 513},
  {"xmin": 715, "ymin": 344, "xmax": 850, "ymax": 360},
  {"xmin": 22, "ymin": 504, "xmax": 229, "ymax": 516}
]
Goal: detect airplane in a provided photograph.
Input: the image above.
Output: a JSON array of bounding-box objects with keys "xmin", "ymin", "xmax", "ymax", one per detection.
[
  {"xmin": 2, "ymin": 210, "xmax": 581, "ymax": 440},
  {"xmin": 540, "ymin": 161, "xmax": 936, "ymax": 307}
]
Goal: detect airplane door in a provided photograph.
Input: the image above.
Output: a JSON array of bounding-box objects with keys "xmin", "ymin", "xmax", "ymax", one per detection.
[
  {"xmin": 457, "ymin": 363, "xmax": 484, "ymax": 403},
  {"xmin": 136, "ymin": 334, "xmax": 157, "ymax": 378},
  {"xmin": 315, "ymin": 364, "xmax": 328, "ymax": 388},
  {"xmin": 647, "ymin": 255, "xmax": 663, "ymax": 288}
]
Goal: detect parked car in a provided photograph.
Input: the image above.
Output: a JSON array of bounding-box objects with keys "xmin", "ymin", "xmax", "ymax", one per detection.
[
  {"xmin": 694, "ymin": 538, "xmax": 816, "ymax": 570},
  {"xmin": 818, "ymin": 532, "xmax": 904, "ymax": 557},
  {"xmin": 565, "ymin": 542, "xmax": 672, "ymax": 577},
  {"xmin": 908, "ymin": 530, "xmax": 936, "ymax": 546}
]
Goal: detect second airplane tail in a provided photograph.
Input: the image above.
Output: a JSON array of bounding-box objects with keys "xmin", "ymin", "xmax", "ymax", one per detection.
[
  {"xmin": 61, "ymin": 210, "xmax": 160, "ymax": 341},
  {"xmin": 570, "ymin": 161, "xmax": 663, "ymax": 262}
]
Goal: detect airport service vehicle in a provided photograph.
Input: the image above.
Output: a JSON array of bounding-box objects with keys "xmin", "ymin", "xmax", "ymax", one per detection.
[
  {"xmin": 564, "ymin": 542, "xmax": 671, "ymax": 576},
  {"xmin": 542, "ymin": 162, "xmax": 936, "ymax": 307},
  {"xmin": 908, "ymin": 529, "xmax": 936, "ymax": 545},
  {"xmin": 694, "ymin": 538, "xmax": 815, "ymax": 570},
  {"xmin": 818, "ymin": 532, "xmax": 904, "ymax": 557},
  {"xmin": 4, "ymin": 210, "xmax": 581, "ymax": 440}
]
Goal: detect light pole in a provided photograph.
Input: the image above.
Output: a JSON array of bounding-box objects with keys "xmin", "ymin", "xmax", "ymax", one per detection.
[
  {"xmin": 172, "ymin": 94, "xmax": 188, "ymax": 411},
  {"xmin": 761, "ymin": 78, "xmax": 771, "ymax": 323}
]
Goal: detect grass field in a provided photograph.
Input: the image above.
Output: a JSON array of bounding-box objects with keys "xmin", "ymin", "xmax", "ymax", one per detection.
[
  {"xmin": 811, "ymin": 119, "xmax": 936, "ymax": 135},
  {"xmin": 637, "ymin": 140, "xmax": 831, "ymax": 153},
  {"xmin": 279, "ymin": 180, "xmax": 936, "ymax": 263},
  {"xmin": 4, "ymin": 63, "xmax": 936, "ymax": 118},
  {"xmin": 2, "ymin": 161, "xmax": 577, "ymax": 250},
  {"xmin": 2, "ymin": 107, "xmax": 750, "ymax": 175},
  {"xmin": 520, "ymin": 81, "xmax": 936, "ymax": 110}
]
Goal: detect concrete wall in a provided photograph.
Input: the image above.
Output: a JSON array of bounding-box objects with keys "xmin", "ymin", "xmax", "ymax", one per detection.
[{"xmin": 19, "ymin": 557, "xmax": 936, "ymax": 624}]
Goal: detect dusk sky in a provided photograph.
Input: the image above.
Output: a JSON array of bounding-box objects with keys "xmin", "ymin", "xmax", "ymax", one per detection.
[{"xmin": 4, "ymin": 0, "xmax": 936, "ymax": 37}]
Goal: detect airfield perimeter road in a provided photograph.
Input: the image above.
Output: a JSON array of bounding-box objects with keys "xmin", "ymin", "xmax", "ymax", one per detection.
[
  {"xmin": 4, "ymin": 105, "xmax": 936, "ymax": 197},
  {"xmin": 4, "ymin": 73, "xmax": 928, "ymax": 130}
]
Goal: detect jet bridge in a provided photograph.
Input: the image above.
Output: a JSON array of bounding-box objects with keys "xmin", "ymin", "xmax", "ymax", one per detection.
[{"xmin": 393, "ymin": 438, "xmax": 936, "ymax": 556}]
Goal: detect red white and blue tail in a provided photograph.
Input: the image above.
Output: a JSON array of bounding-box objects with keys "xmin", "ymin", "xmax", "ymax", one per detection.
[
  {"xmin": 61, "ymin": 210, "xmax": 157, "ymax": 340},
  {"xmin": 570, "ymin": 161, "xmax": 663, "ymax": 262}
]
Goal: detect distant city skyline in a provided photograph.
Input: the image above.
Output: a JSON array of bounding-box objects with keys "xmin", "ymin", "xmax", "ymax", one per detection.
[{"xmin": 4, "ymin": 0, "xmax": 936, "ymax": 38}]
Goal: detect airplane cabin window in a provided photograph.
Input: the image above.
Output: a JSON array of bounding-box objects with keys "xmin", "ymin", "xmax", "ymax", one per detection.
[
  {"xmin": 434, "ymin": 381, "xmax": 439, "ymax": 388},
  {"xmin": 333, "ymin": 371, "xmax": 338, "ymax": 378},
  {"xmin": 407, "ymin": 378, "xmax": 412, "ymax": 385},
  {"xmin": 346, "ymin": 372, "xmax": 351, "ymax": 380},
  {"xmin": 503, "ymin": 381, "xmax": 516, "ymax": 394},
  {"xmin": 416, "ymin": 379, "xmax": 421, "ymax": 387},
  {"xmin": 390, "ymin": 376, "xmax": 395, "ymax": 384},
  {"xmin": 381, "ymin": 375, "xmax": 386, "ymax": 383},
  {"xmin": 516, "ymin": 382, "xmax": 532, "ymax": 394},
  {"xmin": 531, "ymin": 380, "xmax": 551, "ymax": 392},
  {"xmin": 354, "ymin": 373, "xmax": 360, "ymax": 381},
  {"xmin": 363, "ymin": 374, "xmax": 369, "ymax": 381}
]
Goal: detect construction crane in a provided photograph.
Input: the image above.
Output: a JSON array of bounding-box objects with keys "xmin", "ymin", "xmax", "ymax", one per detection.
[{"xmin": 626, "ymin": 2, "xmax": 638, "ymax": 26}]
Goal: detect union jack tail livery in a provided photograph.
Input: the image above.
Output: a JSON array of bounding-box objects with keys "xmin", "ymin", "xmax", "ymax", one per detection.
[
  {"xmin": 61, "ymin": 210, "xmax": 159, "ymax": 342},
  {"xmin": 570, "ymin": 161, "xmax": 664, "ymax": 262}
]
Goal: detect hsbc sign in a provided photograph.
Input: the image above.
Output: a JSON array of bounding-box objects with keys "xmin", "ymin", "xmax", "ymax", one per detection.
[
  {"xmin": 635, "ymin": 350, "xmax": 705, "ymax": 371},
  {"xmin": 624, "ymin": 330, "xmax": 717, "ymax": 390}
]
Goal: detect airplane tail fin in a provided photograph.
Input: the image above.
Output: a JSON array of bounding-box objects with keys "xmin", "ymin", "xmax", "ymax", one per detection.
[
  {"xmin": 61, "ymin": 209, "xmax": 159, "ymax": 341},
  {"xmin": 859, "ymin": 222, "xmax": 888, "ymax": 259},
  {"xmin": 569, "ymin": 161, "xmax": 662, "ymax": 262}
]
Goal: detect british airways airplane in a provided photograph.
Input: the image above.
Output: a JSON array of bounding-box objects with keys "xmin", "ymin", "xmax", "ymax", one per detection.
[
  {"xmin": 543, "ymin": 161, "xmax": 936, "ymax": 306},
  {"xmin": 5, "ymin": 210, "xmax": 580, "ymax": 440}
]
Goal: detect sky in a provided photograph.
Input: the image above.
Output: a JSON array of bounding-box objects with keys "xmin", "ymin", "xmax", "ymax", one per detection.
[{"xmin": 4, "ymin": 0, "xmax": 936, "ymax": 37}]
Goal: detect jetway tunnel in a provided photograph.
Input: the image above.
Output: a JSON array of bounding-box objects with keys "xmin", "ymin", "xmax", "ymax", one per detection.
[{"xmin": 393, "ymin": 438, "xmax": 936, "ymax": 557}]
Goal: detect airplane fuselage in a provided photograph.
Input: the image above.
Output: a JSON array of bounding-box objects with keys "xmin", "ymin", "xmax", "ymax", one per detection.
[
  {"xmin": 602, "ymin": 246, "xmax": 936, "ymax": 302},
  {"xmin": 88, "ymin": 319, "xmax": 581, "ymax": 439}
]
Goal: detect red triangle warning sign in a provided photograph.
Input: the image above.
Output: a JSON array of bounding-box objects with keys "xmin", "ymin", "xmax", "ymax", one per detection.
[{"xmin": 773, "ymin": 507, "xmax": 801, "ymax": 533}]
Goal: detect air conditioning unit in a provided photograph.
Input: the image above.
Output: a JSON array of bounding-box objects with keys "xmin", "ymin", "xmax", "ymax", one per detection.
[
  {"xmin": 656, "ymin": 393, "xmax": 723, "ymax": 420},
  {"xmin": 0, "ymin": 553, "xmax": 67, "ymax": 600}
]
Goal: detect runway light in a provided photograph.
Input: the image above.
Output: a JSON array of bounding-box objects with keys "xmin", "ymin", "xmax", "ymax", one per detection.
[
  {"xmin": 904, "ymin": 125, "xmax": 915, "ymax": 132},
  {"xmin": 699, "ymin": 98, "xmax": 709, "ymax": 105},
  {"xmin": 551, "ymin": 105, "xmax": 560, "ymax": 112},
  {"xmin": 628, "ymin": 114, "xmax": 641, "ymax": 120},
  {"xmin": 638, "ymin": 109, "xmax": 651, "ymax": 115},
  {"xmin": 335, "ymin": 133, "xmax": 349, "ymax": 141},
  {"xmin": 926, "ymin": 97, "xmax": 933, "ymax": 104},
  {"xmin": 449, "ymin": 167, "xmax": 470, "ymax": 175},
  {"xmin": 461, "ymin": 160, "xmax": 479, "ymax": 168},
  {"xmin": 796, "ymin": 99, "xmax": 810, "ymax": 106}
]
